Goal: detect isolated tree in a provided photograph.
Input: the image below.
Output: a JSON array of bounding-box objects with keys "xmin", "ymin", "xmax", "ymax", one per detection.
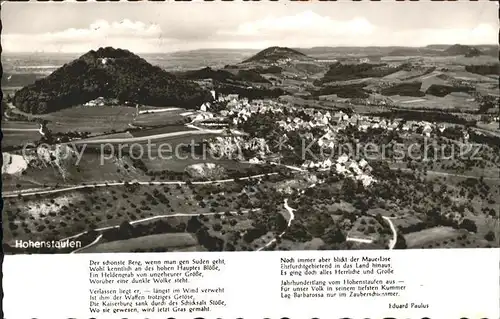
[
  {"xmin": 229, "ymin": 219, "xmax": 238, "ymax": 227},
  {"xmin": 484, "ymin": 231, "xmax": 496, "ymax": 242},
  {"xmin": 394, "ymin": 233, "xmax": 407, "ymax": 249},
  {"xmin": 153, "ymin": 220, "xmax": 173, "ymax": 234},
  {"xmin": 321, "ymin": 225, "xmax": 346, "ymax": 245},
  {"xmin": 273, "ymin": 213, "xmax": 288, "ymax": 233},
  {"xmin": 118, "ymin": 221, "xmax": 134, "ymax": 239},
  {"xmin": 459, "ymin": 218, "xmax": 477, "ymax": 233},
  {"xmin": 187, "ymin": 216, "xmax": 203, "ymax": 233}
]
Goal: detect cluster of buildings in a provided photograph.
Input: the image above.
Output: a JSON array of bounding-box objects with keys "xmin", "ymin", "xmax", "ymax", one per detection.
[
  {"xmin": 222, "ymin": 97, "xmax": 286, "ymax": 126},
  {"xmin": 348, "ymin": 97, "xmax": 393, "ymax": 107},
  {"xmin": 207, "ymin": 136, "xmax": 270, "ymax": 161},
  {"xmin": 194, "ymin": 94, "xmax": 472, "ymax": 186},
  {"xmin": 83, "ymin": 97, "xmax": 122, "ymax": 107},
  {"xmin": 274, "ymin": 109, "xmax": 403, "ymax": 136},
  {"xmin": 209, "ymin": 93, "xmax": 470, "ymax": 142},
  {"xmin": 302, "ymin": 154, "xmax": 376, "ymax": 187},
  {"xmin": 401, "ymin": 121, "xmax": 469, "ymax": 140},
  {"xmin": 192, "ymin": 94, "xmax": 227, "ymax": 124},
  {"xmin": 271, "ymin": 57, "xmax": 292, "ymax": 66},
  {"xmin": 192, "ymin": 93, "xmax": 472, "ymax": 147},
  {"xmin": 84, "ymin": 97, "xmax": 107, "ymax": 107},
  {"xmin": 276, "ymin": 110, "xmax": 344, "ymax": 132}
]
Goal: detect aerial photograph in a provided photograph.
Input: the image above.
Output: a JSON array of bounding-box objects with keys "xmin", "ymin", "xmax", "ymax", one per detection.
[{"xmin": 1, "ymin": 1, "xmax": 499, "ymax": 254}]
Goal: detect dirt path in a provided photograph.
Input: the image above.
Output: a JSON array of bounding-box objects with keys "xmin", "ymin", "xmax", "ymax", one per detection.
[
  {"xmin": 69, "ymin": 209, "xmax": 259, "ymax": 253},
  {"xmin": 257, "ymin": 198, "xmax": 296, "ymax": 251},
  {"xmin": 346, "ymin": 237, "xmax": 374, "ymax": 244},
  {"xmin": 382, "ymin": 216, "xmax": 397, "ymax": 250},
  {"xmin": 71, "ymin": 129, "xmax": 217, "ymax": 144}
]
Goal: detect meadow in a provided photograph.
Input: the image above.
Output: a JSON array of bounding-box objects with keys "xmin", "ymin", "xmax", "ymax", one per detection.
[
  {"xmin": 404, "ymin": 226, "xmax": 492, "ymax": 249},
  {"xmin": 2, "ymin": 130, "xmax": 40, "ymax": 148},
  {"xmin": 42, "ymin": 105, "xmax": 137, "ymax": 134},
  {"xmin": 130, "ymin": 125, "xmax": 194, "ymax": 137},
  {"xmin": 82, "ymin": 233, "xmax": 199, "ymax": 253},
  {"xmin": 132, "ymin": 108, "xmax": 190, "ymax": 127}
]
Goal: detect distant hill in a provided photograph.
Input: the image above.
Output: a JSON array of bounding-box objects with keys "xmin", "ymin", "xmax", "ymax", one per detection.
[
  {"xmin": 426, "ymin": 84, "xmax": 475, "ymax": 97},
  {"xmin": 444, "ymin": 44, "xmax": 482, "ymax": 57},
  {"xmin": 425, "ymin": 44, "xmax": 451, "ymax": 50},
  {"xmin": 215, "ymin": 82, "xmax": 285, "ymax": 100},
  {"xmin": 302, "ymin": 46, "xmax": 409, "ymax": 57},
  {"xmin": 387, "ymin": 44, "xmax": 486, "ymax": 57},
  {"xmin": 13, "ymin": 47, "xmax": 212, "ymax": 114},
  {"xmin": 316, "ymin": 62, "xmax": 406, "ymax": 84},
  {"xmin": 380, "ymin": 82, "xmax": 424, "ymax": 97},
  {"xmin": 309, "ymin": 83, "xmax": 369, "ymax": 99},
  {"xmin": 169, "ymin": 48, "xmax": 258, "ymax": 57},
  {"xmin": 177, "ymin": 67, "xmax": 271, "ymax": 84},
  {"xmin": 387, "ymin": 48, "xmax": 440, "ymax": 56},
  {"xmin": 177, "ymin": 67, "xmax": 235, "ymax": 82},
  {"xmin": 465, "ymin": 64, "xmax": 500, "ymax": 76},
  {"xmin": 2, "ymin": 73, "xmax": 42, "ymax": 87},
  {"xmin": 428, "ymin": 44, "xmax": 497, "ymax": 53},
  {"xmin": 242, "ymin": 46, "xmax": 312, "ymax": 63},
  {"xmin": 479, "ymin": 47, "xmax": 499, "ymax": 57}
]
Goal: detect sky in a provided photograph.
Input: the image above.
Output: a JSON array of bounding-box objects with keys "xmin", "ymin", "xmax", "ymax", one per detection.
[{"xmin": 1, "ymin": 1, "xmax": 498, "ymax": 53}]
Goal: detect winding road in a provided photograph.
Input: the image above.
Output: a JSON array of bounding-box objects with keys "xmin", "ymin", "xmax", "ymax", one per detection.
[
  {"xmin": 6, "ymin": 154, "xmax": 401, "ymax": 251},
  {"xmin": 256, "ymin": 198, "xmax": 296, "ymax": 251},
  {"xmin": 72, "ymin": 234, "xmax": 103, "ymax": 254},
  {"xmin": 253, "ymin": 197, "xmax": 396, "ymax": 251},
  {"xmin": 346, "ymin": 237, "xmax": 374, "ymax": 244},
  {"xmin": 3, "ymin": 173, "xmax": 278, "ymax": 198},
  {"xmin": 382, "ymin": 216, "xmax": 397, "ymax": 250},
  {"xmin": 138, "ymin": 107, "xmax": 182, "ymax": 115},
  {"xmin": 70, "ymin": 209, "xmax": 260, "ymax": 254},
  {"xmin": 71, "ymin": 129, "xmax": 219, "ymax": 145}
]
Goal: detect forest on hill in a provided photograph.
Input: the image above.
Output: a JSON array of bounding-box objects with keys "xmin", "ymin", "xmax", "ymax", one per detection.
[{"xmin": 13, "ymin": 47, "xmax": 212, "ymax": 114}]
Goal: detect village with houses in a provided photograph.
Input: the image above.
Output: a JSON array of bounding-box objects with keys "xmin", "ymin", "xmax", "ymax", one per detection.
[{"xmin": 189, "ymin": 91, "xmax": 477, "ymax": 174}]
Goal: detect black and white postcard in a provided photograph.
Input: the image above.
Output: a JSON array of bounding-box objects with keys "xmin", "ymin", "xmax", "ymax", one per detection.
[{"xmin": 2, "ymin": 0, "xmax": 499, "ymax": 317}]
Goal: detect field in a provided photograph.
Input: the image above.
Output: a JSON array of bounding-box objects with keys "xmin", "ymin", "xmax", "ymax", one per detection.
[
  {"xmin": 2, "ymin": 129, "xmax": 41, "ymax": 148},
  {"xmin": 132, "ymin": 108, "xmax": 190, "ymax": 127},
  {"xmin": 130, "ymin": 125, "xmax": 193, "ymax": 137},
  {"xmin": 81, "ymin": 233, "xmax": 199, "ymax": 253},
  {"xmin": 78, "ymin": 131, "xmax": 134, "ymax": 142},
  {"xmin": 2, "ymin": 86, "xmax": 24, "ymax": 97},
  {"xmin": 2, "ymin": 121, "xmax": 38, "ymax": 130},
  {"xmin": 130, "ymin": 133, "xmax": 242, "ymax": 172},
  {"xmin": 388, "ymin": 94, "xmax": 479, "ymax": 111},
  {"xmin": 13, "ymin": 105, "xmax": 137, "ymax": 135},
  {"xmin": 381, "ymin": 55, "xmax": 499, "ymax": 66},
  {"xmin": 1, "ymin": 126, "xmax": 255, "ymax": 190},
  {"xmin": 405, "ymin": 226, "xmax": 492, "ymax": 249},
  {"xmin": 405, "ymin": 227, "xmax": 463, "ymax": 247},
  {"xmin": 2, "ymin": 177, "xmax": 274, "ymax": 244},
  {"xmin": 1, "ymin": 149, "xmax": 147, "ymax": 192},
  {"xmin": 144, "ymin": 157, "xmax": 251, "ymax": 173}
]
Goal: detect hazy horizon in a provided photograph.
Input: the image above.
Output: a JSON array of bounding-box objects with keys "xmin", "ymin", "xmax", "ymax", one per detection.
[
  {"xmin": 2, "ymin": 43, "xmax": 498, "ymax": 56},
  {"xmin": 1, "ymin": 1, "xmax": 498, "ymax": 53}
]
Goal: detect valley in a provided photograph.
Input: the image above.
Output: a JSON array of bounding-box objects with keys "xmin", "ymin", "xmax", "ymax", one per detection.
[{"xmin": 2, "ymin": 44, "xmax": 499, "ymax": 253}]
